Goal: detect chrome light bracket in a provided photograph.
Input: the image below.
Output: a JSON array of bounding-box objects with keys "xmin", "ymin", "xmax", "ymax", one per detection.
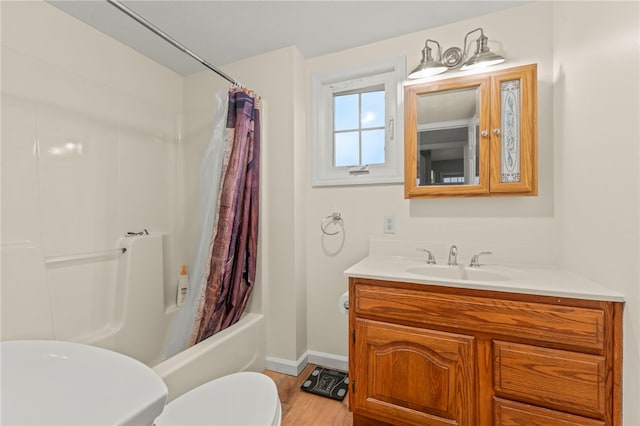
[{"xmin": 442, "ymin": 47, "xmax": 464, "ymax": 69}]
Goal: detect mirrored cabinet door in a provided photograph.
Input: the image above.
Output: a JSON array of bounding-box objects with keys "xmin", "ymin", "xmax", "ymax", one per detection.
[
  {"xmin": 404, "ymin": 64, "xmax": 537, "ymax": 198},
  {"xmin": 405, "ymin": 76, "xmax": 491, "ymax": 197}
]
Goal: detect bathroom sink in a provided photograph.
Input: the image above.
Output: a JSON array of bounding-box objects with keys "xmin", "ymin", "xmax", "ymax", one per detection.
[
  {"xmin": 405, "ymin": 265, "xmax": 511, "ymax": 282},
  {"xmin": 1, "ymin": 340, "xmax": 168, "ymax": 426}
]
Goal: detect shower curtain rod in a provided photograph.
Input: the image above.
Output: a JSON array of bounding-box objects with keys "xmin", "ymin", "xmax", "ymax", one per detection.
[{"xmin": 106, "ymin": 0, "xmax": 243, "ymax": 87}]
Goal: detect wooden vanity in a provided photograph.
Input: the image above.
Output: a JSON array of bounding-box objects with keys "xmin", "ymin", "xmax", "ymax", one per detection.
[{"xmin": 348, "ymin": 277, "xmax": 623, "ymax": 425}]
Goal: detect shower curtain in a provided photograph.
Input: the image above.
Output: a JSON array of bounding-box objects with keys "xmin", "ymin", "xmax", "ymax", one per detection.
[
  {"xmin": 165, "ymin": 87, "xmax": 260, "ymax": 357},
  {"xmin": 191, "ymin": 87, "xmax": 261, "ymax": 344}
]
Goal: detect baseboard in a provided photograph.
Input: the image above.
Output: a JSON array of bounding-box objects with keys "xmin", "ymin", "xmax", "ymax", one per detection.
[
  {"xmin": 307, "ymin": 350, "xmax": 348, "ymax": 372},
  {"xmin": 265, "ymin": 352, "xmax": 309, "ymax": 376},
  {"xmin": 266, "ymin": 350, "xmax": 348, "ymax": 376}
]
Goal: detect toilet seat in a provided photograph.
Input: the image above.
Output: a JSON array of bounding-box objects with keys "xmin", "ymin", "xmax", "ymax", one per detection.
[{"xmin": 154, "ymin": 372, "xmax": 281, "ymax": 426}]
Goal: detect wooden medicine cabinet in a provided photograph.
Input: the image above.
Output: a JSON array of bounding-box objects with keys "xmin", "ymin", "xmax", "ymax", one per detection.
[{"xmin": 404, "ymin": 63, "xmax": 537, "ymax": 198}]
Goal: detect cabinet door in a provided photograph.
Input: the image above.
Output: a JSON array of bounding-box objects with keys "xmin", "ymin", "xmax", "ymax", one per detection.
[
  {"xmin": 489, "ymin": 63, "xmax": 537, "ymax": 194},
  {"xmin": 353, "ymin": 318, "xmax": 476, "ymax": 425},
  {"xmin": 404, "ymin": 75, "xmax": 491, "ymax": 198}
]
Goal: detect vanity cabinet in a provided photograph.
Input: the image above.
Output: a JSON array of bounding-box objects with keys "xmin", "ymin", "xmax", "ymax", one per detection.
[
  {"xmin": 404, "ymin": 63, "xmax": 537, "ymax": 198},
  {"xmin": 348, "ymin": 278, "xmax": 623, "ymax": 426}
]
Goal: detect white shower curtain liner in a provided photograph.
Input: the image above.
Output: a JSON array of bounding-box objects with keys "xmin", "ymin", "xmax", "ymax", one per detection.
[{"xmin": 165, "ymin": 89, "xmax": 229, "ymax": 358}]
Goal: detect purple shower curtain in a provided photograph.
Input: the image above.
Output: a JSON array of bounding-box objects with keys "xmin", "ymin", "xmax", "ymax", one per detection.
[{"xmin": 191, "ymin": 87, "xmax": 261, "ymax": 344}]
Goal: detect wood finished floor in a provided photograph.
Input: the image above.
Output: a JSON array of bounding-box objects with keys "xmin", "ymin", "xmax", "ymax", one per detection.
[{"xmin": 264, "ymin": 364, "xmax": 353, "ymax": 426}]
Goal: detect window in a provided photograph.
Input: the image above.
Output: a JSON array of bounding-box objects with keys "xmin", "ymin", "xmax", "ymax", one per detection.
[
  {"xmin": 443, "ymin": 176, "xmax": 465, "ymax": 184},
  {"xmin": 312, "ymin": 57, "xmax": 405, "ymax": 186}
]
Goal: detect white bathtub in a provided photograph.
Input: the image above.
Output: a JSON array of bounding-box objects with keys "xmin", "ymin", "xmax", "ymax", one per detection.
[{"xmin": 153, "ymin": 312, "xmax": 265, "ymax": 401}]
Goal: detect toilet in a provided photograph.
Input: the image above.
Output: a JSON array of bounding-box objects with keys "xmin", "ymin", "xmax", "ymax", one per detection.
[
  {"xmin": 1, "ymin": 340, "xmax": 281, "ymax": 426},
  {"xmin": 1, "ymin": 340, "xmax": 169, "ymax": 426},
  {"xmin": 155, "ymin": 372, "xmax": 282, "ymax": 426}
]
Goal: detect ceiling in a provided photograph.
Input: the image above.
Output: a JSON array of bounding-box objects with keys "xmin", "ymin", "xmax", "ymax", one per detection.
[{"xmin": 49, "ymin": 1, "xmax": 527, "ymax": 76}]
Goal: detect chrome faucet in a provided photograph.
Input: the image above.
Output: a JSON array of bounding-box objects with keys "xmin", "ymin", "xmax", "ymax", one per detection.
[
  {"xmin": 416, "ymin": 248, "xmax": 436, "ymax": 264},
  {"xmin": 447, "ymin": 245, "xmax": 458, "ymax": 266},
  {"xmin": 469, "ymin": 251, "xmax": 492, "ymax": 268}
]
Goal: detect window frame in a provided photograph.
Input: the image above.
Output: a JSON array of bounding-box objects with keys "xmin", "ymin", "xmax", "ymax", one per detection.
[{"xmin": 311, "ymin": 57, "xmax": 405, "ymax": 186}]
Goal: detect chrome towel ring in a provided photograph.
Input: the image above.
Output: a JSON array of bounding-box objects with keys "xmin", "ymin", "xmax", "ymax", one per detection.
[{"xmin": 320, "ymin": 212, "xmax": 344, "ymax": 236}]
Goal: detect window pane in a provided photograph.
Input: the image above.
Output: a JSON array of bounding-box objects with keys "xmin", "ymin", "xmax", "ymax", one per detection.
[
  {"xmin": 334, "ymin": 132, "xmax": 359, "ymax": 167},
  {"xmin": 334, "ymin": 94, "xmax": 359, "ymax": 131},
  {"xmin": 361, "ymin": 129, "xmax": 385, "ymax": 165},
  {"xmin": 361, "ymin": 90, "xmax": 385, "ymax": 128}
]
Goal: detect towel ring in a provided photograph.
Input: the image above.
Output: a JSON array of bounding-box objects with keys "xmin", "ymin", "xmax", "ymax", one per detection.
[{"xmin": 320, "ymin": 212, "xmax": 343, "ymax": 236}]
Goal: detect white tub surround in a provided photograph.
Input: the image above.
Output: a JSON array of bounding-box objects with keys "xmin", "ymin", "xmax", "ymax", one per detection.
[
  {"xmin": 0, "ymin": 243, "xmax": 55, "ymax": 340},
  {"xmin": 0, "ymin": 233, "xmax": 266, "ymax": 404}
]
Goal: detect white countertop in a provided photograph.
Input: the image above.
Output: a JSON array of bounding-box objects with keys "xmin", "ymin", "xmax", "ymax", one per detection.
[{"xmin": 344, "ymin": 255, "xmax": 625, "ymax": 302}]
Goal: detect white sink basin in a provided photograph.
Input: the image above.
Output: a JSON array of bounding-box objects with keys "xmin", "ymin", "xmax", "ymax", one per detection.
[
  {"xmin": 1, "ymin": 340, "xmax": 168, "ymax": 426},
  {"xmin": 406, "ymin": 265, "xmax": 511, "ymax": 282}
]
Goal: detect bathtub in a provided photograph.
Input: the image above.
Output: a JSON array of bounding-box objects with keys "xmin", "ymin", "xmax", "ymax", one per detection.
[
  {"xmin": 0, "ymin": 233, "xmax": 266, "ymax": 402},
  {"xmin": 153, "ymin": 312, "xmax": 265, "ymax": 401}
]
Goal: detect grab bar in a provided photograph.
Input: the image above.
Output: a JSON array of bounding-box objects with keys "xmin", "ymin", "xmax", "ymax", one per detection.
[{"xmin": 45, "ymin": 248, "xmax": 126, "ymax": 266}]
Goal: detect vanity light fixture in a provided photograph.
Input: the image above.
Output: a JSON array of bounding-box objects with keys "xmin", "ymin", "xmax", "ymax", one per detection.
[
  {"xmin": 408, "ymin": 27, "xmax": 505, "ymax": 79},
  {"xmin": 408, "ymin": 39, "xmax": 448, "ymax": 79}
]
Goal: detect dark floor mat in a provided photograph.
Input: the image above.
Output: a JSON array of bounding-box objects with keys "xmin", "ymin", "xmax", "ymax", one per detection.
[{"xmin": 300, "ymin": 366, "xmax": 349, "ymax": 401}]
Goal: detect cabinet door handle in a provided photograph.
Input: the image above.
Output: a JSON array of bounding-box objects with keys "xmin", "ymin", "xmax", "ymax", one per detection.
[
  {"xmin": 480, "ymin": 130, "xmax": 489, "ymax": 137},
  {"xmin": 493, "ymin": 128, "xmax": 501, "ymax": 135}
]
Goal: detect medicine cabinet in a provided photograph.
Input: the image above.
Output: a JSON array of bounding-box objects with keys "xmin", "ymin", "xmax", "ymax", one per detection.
[{"xmin": 404, "ymin": 63, "xmax": 537, "ymax": 198}]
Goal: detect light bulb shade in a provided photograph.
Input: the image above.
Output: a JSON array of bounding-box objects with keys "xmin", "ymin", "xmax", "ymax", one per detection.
[
  {"xmin": 408, "ymin": 60, "xmax": 448, "ymax": 79},
  {"xmin": 460, "ymin": 50, "xmax": 505, "ymax": 70},
  {"xmin": 460, "ymin": 32, "xmax": 505, "ymax": 71},
  {"xmin": 408, "ymin": 40, "xmax": 447, "ymax": 79}
]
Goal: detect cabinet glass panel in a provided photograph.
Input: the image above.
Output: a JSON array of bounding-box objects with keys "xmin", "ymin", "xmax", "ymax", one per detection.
[{"xmin": 500, "ymin": 79, "xmax": 521, "ymax": 183}]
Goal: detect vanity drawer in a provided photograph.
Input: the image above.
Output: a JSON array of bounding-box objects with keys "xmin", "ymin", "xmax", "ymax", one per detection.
[
  {"xmin": 354, "ymin": 281, "xmax": 606, "ymax": 351},
  {"xmin": 494, "ymin": 341, "xmax": 606, "ymax": 419},
  {"xmin": 494, "ymin": 398, "xmax": 605, "ymax": 426}
]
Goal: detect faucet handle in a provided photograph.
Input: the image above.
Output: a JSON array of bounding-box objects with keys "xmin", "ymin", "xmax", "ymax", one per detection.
[
  {"xmin": 447, "ymin": 245, "xmax": 458, "ymax": 266},
  {"xmin": 469, "ymin": 251, "xmax": 492, "ymax": 268},
  {"xmin": 416, "ymin": 248, "xmax": 436, "ymax": 264}
]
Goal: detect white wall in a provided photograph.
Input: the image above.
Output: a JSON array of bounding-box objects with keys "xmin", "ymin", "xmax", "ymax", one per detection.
[
  {"xmin": 304, "ymin": 1, "xmax": 557, "ymax": 359},
  {"xmin": 301, "ymin": 2, "xmax": 639, "ymax": 422},
  {"xmin": 1, "ymin": 1, "xmax": 183, "ymax": 339},
  {"xmin": 552, "ymin": 2, "xmax": 640, "ymax": 424}
]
